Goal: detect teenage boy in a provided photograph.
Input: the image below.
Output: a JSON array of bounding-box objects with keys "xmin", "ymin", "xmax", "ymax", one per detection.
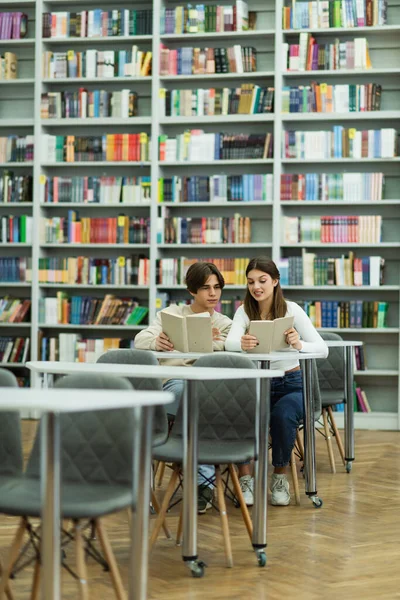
[{"xmin": 135, "ymin": 261, "xmax": 232, "ymax": 513}]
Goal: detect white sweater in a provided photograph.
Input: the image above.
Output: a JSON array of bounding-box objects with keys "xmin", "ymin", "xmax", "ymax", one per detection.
[{"xmin": 224, "ymin": 301, "xmax": 328, "ymax": 372}]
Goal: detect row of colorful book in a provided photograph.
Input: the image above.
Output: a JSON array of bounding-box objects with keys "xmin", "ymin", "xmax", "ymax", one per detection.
[
  {"xmin": 0, "ymin": 136, "xmax": 34, "ymax": 163},
  {"xmin": 39, "ymin": 294, "xmax": 148, "ymax": 326},
  {"xmin": 42, "ymin": 9, "xmax": 153, "ymax": 38},
  {"xmin": 40, "ymin": 215, "xmax": 150, "ymax": 245},
  {"xmin": 40, "ymin": 90, "xmax": 139, "ymax": 119},
  {"xmin": 159, "ymin": 132, "xmax": 272, "ymax": 161},
  {"xmin": 283, "ymin": 0, "xmax": 388, "ymax": 30},
  {"xmin": 38, "ymin": 256, "xmax": 149, "ymax": 286},
  {"xmin": 39, "ymin": 334, "xmax": 133, "ymax": 363},
  {"xmin": 0, "ymin": 258, "xmax": 31, "ymax": 283},
  {"xmin": 0, "ymin": 216, "xmax": 33, "ymax": 244},
  {"xmin": 0, "ymin": 337, "xmax": 30, "ymax": 364},
  {"xmin": 284, "ymin": 36, "xmax": 371, "ymax": 71},
  {"xmin": 42, "ymin": 133, "xmax": 150, "ymax": 163},
  {"xmin": 298, "ymin": 300, "xmax": 388, "ymax": 328},
  {"xmin": 279, "ymin": 253, "xmax": 385, "ymax": 286},
  {"xmin": 158, "ymin": 174, "xmax": 274, "ymax": 203},
  {"xmin": 159, "ymin": 45, "xmax": 257, "ymax": 76},
  {"xmin": 42, "ymin": 48, "xmax": 152, "ymax": 79},
  {"xmin": 160, "ymin": 2, "xmax": 253, "ymax": 34},
  {"xmin": 283, "ymin": 215, "xmax": 382, "ymax": 244},
  {"xmin": 156, "ymin": 257, "xmax": 250, "ymax": 286},
  {"xmin": 281, "ymin": 83, "xmax": 382, "ymax": 114},
  {"xmin": 160, "ymin": 85, "xmax": 274, "ymax": 116},
  {"xmin": 0, "ymin": 174, "xmax": 32, "ymax": 204},
  {"xmin": 0, "ymin": 12, "xmax": 28, "ymax": 40},
  {"xmin": 280, "ymin": 172, "xmax": 384, "ymax": 202},
  {"xmin": 161, "ymin": 215, "xmax": 251, "ymax": 244},
  {"xmin": 0, "ymin": 298, "xmax": 31, "ymax": 323},
  {"xmin": 282, "ymin": 128, "xmax": 397, "ymax": 160},
  {"xmin": 40, "ymin": 176, "xmax": 151, "ymax": 205}
]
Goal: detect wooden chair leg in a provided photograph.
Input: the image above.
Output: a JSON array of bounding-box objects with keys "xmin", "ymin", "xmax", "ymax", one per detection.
[
  {"xmin": 0, "ymin": 559, "xmax": 14, "ymax": 600},
  {"xmin": 322, "ymin": 408, "xmax": 336, "ymax": 474},
  {"xmin": 215, "ymin": 466, "xmax": 233, "ymax": 568},
  {"xmin": 0, "ymin": 517, "xmax": 27, "ymax": 600},
  {"xmin": 327, "ymin": 406, "xmax": 346, "ymax": 466},
  {"xmin": 151, "ymin": 489, "xmax": 171, "ymax": 539},
  {"xmin": 290, "ymin": 450, "xmax": 301, "ymax": 506},
  {"xmin": 296, "ymin": 429, "xmax": 304, "ymax": 462},
  {"xmin": 175, "ymin": 505, "xmax": 183, "ymax": 547},
  {"xmin": 156, "ymin": 462, "xmax": 166, "ymax": 488},
  {"xmin": 95, "ymin": 519, "xmax": 127, "ymax": 600},
  {"xmin": 228, "ymin": 465, "xmax": 253, "ymax": 542},
  {"xmin": 30, "ymin": 557, "xmax": 41, "ymax": 600},
  {"xmin": 149, "ymin": 465, "xmax": 180, "ymax": 551},
  {"xmin": 74, "ymin": 521, "xmax": 89, "ymax": 600}
]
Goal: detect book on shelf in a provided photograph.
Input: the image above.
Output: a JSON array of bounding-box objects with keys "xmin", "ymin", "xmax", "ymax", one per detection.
[
  {"xmin": 40, "ymin": 90, "xmax": 139, "ymax": 119},
  {"xmin": 298, "ymin": 300, "xmax": 388, "ymax": 328},
  {"xmin": 159, "ymin": 44, "xmax": 257, "ymax": 76},
  {"xmin": 42, "ymin": 48, "xmax": 152, "ymax": 79},
  {"xmin": 0, "ymin": 215, "xmax": 33, "ymax": 243},
  {"xmin": 246, "ymin": 316, "xmax": 295, "ymax": 353},
  {"xmin": 0, "ymin": 136, "xmax": 34, "ymax": 163},
  {"xmin": 161, "ymin": 215, "xmax": 251, "ymax": 244},
  {"xmin": 41, "ymin": 175, "xmax": 150, "ymax": 205},
  {"xmin": 0, "ymin": 337, "xmax": 30, "ymax": 364},
  {"xmin": 42, "ymin": 133, "xmax": 150, "ymax": 163},
  {"xmin": 160, "ymin": 1, "xmax": 252, "ymax": 34},
  {"xmin": 160, "ymin": 310, "xmax": 213, "ymax": 353},
  {"xmin": 42, "ymin": 9, "xmax": 153, "ymax": 38},
  {"xmin": 282, "ymin": 83, "xmax": 381, "ymax": 113},
  {"xmin": 354, "ymin": 345, "xmax": 366, "ymax": 370},
  {"xmin": 282, "ymin": 128, "xmax": 397, "ymax": 160},
  {"xmin": 0, "ymin": 52, "xmax": 17, "ymax": 80},
  {"xmin": 40, "ymin": 213, "xmax": 150, "ymax": 245},
  {"xmin": 159, "ymin": 131, "xmax": 272, "ymax": 161},
  {"xmin": 0, "ymin": 298, "xmax": 31, "ymax": 323},
  {"xmin": 39, "ymin": 334, "xmax": 133, "ymax": 363},
  {"xmin": 158, "ymin": 174, "xmax": 274, "ymax": 203},
  {"xmin": 280, "ymin": 172, "xmax": 384, "ymax": 201},
  {"xmin": 282, "ymin": 0, "xmax": 388, "ymax": 30},
  {"xmin": 156, "ymin": 257, "xmax": 249, "ymax": 286},
  {"xmin": 355, "ymin": 386, "xmax": 372, "ymax": 412},
  {"xmin": 282, "ymin": 215, "xmax": 382, "ymax": 244},
  {"xmin": 0, "ymin": 13, "xmax": 28, "ymax": 40},
  {"xmin": 0, "ymin": 257, "xmax": 31, "ymax": 283},
  {"xmin": 284, "ymin": 36, "xmax": 371, "ymax": 71},
  {"xmin": 279, "ymin": 252, "xmax": 385, "ymax": 286},
  {"xmin": 1, "ymin": 173, "xmax": 33, "ymax": 204},
  {"xmin": 38, "ymin": 255, "xmax": 149, "ymax": 286}
]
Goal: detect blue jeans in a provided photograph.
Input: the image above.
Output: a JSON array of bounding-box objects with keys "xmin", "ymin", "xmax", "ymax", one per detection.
[
  {"xmin": 270, "ymin": 369, "xmax": 304, "ymax": 467},
  {"xmin": 162, "ymin": 379, "xmax": 215, "ymax": 488}
]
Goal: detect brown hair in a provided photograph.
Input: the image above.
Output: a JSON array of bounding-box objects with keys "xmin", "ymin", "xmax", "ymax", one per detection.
[
  {"xmin": 244, "ymin": 256, "xmax": 287, "ymax": 321},
  {"xmin": 185, "ymin": 262, "xmax": 225, "ymax": 294}
]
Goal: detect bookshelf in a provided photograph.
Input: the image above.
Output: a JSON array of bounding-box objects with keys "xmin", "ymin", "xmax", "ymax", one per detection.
[{"xmin": 0, "ymin": 0, "xmax": 399, "ymax": 428}]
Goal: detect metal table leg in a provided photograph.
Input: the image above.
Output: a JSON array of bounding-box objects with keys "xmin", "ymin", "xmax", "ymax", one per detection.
[
  {"xmin": 301, "ymin": 360, "xmax": 323, "ymax": 508},
  {"xmin": 130, "ymin": 405, "xmax": 154, "ymax": 600},
  {"xmin": 343, "ymin": 346, "xmax": 355, "ymax": 473},
  {"xmin": 41, "ymin": 411, "xmax": 61, "ymax": 600},
  {"xmin": 182, "ymin": 380, "xmax": 204, "ymax": 578},
  {"xmin": 252, "ymin": 362, "xmax": 270, "ymax": 567}
]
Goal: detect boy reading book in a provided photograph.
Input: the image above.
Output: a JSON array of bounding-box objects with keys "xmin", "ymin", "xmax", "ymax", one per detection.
[{"xmin": 134, "ymin": 261, "xmax": 232, "ymax": 513}]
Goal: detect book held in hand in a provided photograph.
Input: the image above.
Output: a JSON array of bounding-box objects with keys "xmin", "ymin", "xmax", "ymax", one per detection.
[
  {"xmin": 246, "ymin": 315, "xmax": 295, "ymax": 353},
  {"xmin": 160, "ymin": 310, "xmax": 213, "ymax": 353}
]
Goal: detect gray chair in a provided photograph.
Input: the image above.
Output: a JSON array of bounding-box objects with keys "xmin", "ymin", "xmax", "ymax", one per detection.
[
  {"xmin": 316, "ymin": 332, "xmax": 346, "ymax": 473},
  {"xmin": 0, "ymin": 373, "xmax": 136, "ymax": 600},
  {"xmin": 0, "ymin": 368, "xmax": 21, "ymax": 600},
  {"xmin": 97, "ymin": 348, "xmax": 168, "ymax": 447},
  {"xmin": 150, "ymin": 353, "xmax": 258, "ymax": 568}
]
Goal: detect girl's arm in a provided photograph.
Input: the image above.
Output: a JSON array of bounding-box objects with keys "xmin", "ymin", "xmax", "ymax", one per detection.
[
  {"xmin": 224, "ymin": 306, "xmax": 248, "ymax": 352},
  {"xmin": 291, "ymin": 302, "xmax": 329, "ymax": 357}
]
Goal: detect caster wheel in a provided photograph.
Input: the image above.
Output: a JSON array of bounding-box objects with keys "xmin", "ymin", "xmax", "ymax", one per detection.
[
  {"xmin": 188, "ymin": 560, "xmax": 206, "ymax": 578},
  {"xmin": 312, "ymin": 497, "xmax": 323, "ymax": 508},
  {"xmin": 257, "ymin": 552, "xmax": 267, "ymax": 567},
  {"xmin": 346, "ymin": 462, "xmax": 352, "ymax": 473}
]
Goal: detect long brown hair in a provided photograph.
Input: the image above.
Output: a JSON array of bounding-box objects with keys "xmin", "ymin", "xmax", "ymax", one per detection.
[{"xmin": 244, "ymin": 256, "xmax": 287, "ymax": 321}]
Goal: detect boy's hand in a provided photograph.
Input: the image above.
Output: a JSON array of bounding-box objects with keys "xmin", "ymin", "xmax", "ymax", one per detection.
[
  {"xmin": 241, "ymin": 334, "xmax": 259, "ymax": 351},
  {"xmin": 285, "ymin": 327, "xmax": 302, "ymax": 350},
  {"xmin": 155, "ymin": 332, "xmax": 174, "ymax": 352},
  {"xmin": 212, "ymin": 327, "xmax": 222, "ymax": 341}
]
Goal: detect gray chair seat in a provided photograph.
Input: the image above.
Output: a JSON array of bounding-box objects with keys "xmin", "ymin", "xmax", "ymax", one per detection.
[
  {"xmin": 154, "ymin": 437, "xmax": 255, "ymax": 466},
  {"xmin": 321, "ymin": 390, "xmax": 345, "ymax": 406}
]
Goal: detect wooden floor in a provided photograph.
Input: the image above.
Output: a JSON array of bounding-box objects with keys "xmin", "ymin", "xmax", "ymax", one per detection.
[{"xmin": 0, "ymin": 422, "xmax": 399, "ymax": 599}]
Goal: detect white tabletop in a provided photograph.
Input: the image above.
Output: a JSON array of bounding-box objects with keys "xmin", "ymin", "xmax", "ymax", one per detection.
[
  {"xmin": 26, "ymin": 361, "xmax": 284, "ymax": 380},
  {"xmin": 0, "ymin": 387, "xmax": 174, "ymax": 413},
  {"xmin": 324, "ymin": 341, "xmax": 363, "ymax": 347},
  {"xmin": 152, "ymin": 350, "xmax": 326, "ymax": 361}
]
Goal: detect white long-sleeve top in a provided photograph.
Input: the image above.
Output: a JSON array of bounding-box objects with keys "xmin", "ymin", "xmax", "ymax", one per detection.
[{"xmin": 225, "ymin": 301, "xmax": 328, "ymax": 372}]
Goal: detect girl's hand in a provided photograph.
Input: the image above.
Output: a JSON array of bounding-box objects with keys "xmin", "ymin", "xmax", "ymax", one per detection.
[
  {"xmin": 212, "ymin": 327, "xmax": 222, "ymax": 341},
  {"xmin": 285, "ymin": 327, "xmax": 302, "ymax": 350},
  {"xmin": 155, "ymin": 332, "xmax": 174, "ymax": 352},
  {"xmin": 241, "ymin": 334, "xmax": 259, "ymax": 351}
]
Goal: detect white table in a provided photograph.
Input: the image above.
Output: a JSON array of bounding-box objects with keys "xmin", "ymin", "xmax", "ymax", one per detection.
[
  {"xmin": 324, "ymin": 340, "xmax": 363, "ymax": 472},
  {"xmin": 1, "ymin": 385, "xmax": 174, "ymax": 600},
  {"xmin": 153, "ymin": 350, "xmax": 326, "ymax": 508},
  {"xmin": 26, "ymin": 361, "xmax": 282, "ymax": 576}
]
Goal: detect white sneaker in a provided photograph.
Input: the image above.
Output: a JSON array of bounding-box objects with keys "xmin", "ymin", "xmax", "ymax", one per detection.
[
  {"xmin": 239, "ymin": 475, "xmax": 254, "ymax": 506},
  {"xmin": 270, "ymin": 474, "xmax": 290, "ymax": 506}
]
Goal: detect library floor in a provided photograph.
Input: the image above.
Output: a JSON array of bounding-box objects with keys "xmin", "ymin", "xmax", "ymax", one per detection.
[{"xmin": 0, "ymin": 423, "xmax": 399, "ymax": 600}]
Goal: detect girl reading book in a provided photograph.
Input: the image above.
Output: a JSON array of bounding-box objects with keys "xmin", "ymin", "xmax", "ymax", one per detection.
[{"xmin": 225, "ymin": 256, "xmax": 328, "ymax": 506}]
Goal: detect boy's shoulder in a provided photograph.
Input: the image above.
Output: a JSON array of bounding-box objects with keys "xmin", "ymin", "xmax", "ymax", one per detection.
[{"xmin": 160, "ymin": 304, "xmax": 190, "ymax": 317}]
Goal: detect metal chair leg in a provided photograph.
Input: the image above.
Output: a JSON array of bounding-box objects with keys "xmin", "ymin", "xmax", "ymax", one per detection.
[{"xmin": 322, "ymin": 408, "xmax": 336, "ymax": 474}]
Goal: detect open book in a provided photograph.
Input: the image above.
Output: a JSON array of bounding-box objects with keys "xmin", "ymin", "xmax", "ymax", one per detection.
[
  {"xmin": 246, "ymin": 315, "xmax": 295, "ymax": 353},
  {"xmin": 160, "ymin": 310, "xmax": 213, "ymax": 353}
]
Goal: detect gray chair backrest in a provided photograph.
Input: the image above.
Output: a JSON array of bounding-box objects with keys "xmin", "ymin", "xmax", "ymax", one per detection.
[
  {"xmin": 172, "ymin": 354, "xmax": 258, "ymax": 441},
  {"xmin": 317, "ymin": 332, "xmax": 345, "ymax": 391},
  {"xmin": 27, "ymin": 374, "xmax": 135, "ymax": 486},
  {"xmin": 97, "ymin": 349, "xmax": 168, "ymax": 443},
  {"xmin": 0, "ymin": 368, "xmax": 23, "ymax": 477}
]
